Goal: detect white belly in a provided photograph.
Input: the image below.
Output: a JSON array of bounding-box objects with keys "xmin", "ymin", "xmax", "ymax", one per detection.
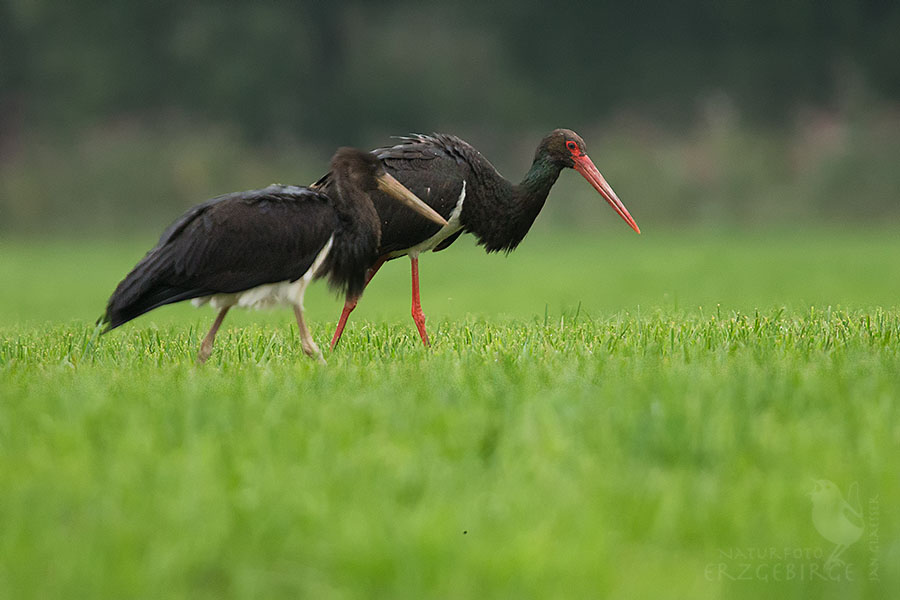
[
  {"xmin": 192, "ymin": 235, "xmax": 334, "ymax": 311},
  {"xmin": 192, "ymin": 279, "xmax": 306, "ymax": 311},
  {"xmin": 389, "ymin": 180, "xmax": 466, "ymax": 258}
]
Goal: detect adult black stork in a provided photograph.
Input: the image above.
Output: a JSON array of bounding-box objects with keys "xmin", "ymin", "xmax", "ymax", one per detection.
[
  {"xmin": 315, "ymin": 129, "xmax": 640, "ymax": 348},
  {"xmin": 100, "ymin": 147, "xmax": 447, "ymax": 363}
]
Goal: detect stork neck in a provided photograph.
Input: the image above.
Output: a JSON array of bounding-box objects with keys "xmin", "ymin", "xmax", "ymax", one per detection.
[
  {"xmin": 470, "ymin": 154, "xmax": 562, "ymax": 253},
  {"xmin": 515, "ymin": 155, "xmax": 562, "ymax": 205}
]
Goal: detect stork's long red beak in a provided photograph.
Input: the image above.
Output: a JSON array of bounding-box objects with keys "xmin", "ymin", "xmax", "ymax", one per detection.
[{"xmin": 573, "ymin": 154, "xmax": 641, "ymax": 234}]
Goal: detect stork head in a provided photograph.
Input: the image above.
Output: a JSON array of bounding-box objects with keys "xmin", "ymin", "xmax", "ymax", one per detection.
[{"xmin": 537, "ymin": 129, "xmax": 640, "ymax": 234}]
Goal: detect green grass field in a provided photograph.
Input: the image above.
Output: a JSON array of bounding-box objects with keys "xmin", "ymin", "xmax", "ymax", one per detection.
[{"xmin": 2, "ymin": 228, "xmax": 899, "ymax": 599}]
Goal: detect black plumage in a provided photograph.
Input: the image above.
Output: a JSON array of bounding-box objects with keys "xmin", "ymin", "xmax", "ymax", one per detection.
[
  {"xmin": 101, "ymin": 147, "xmax": 445, "ymax": 362},
  {"xmin": 102, "ymin": 187, "xmax": 342, "ymax": 329},
  {"xmin": 315, "ymin": 129, "xmax": 641, "ymax": 348}
]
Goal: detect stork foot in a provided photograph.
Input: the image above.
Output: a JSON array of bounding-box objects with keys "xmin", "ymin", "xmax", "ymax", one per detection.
[
  {"xmin": 302, "ymin": 338, "xmax": 327, "ymax": 365},
  {"xmin": 197, "ymin": 342, "xmax": 213, "ymax": 364},
  {"xmin": 412, "ymin": 309, "xmax": 430, "ymax": 347},
  {"xmin": 294, "ymin": 306, "xmax": 326, "ymax": 365},
  {"xmin": 197, "ymin": 307, "xmax": 230, "ymax": 364}
]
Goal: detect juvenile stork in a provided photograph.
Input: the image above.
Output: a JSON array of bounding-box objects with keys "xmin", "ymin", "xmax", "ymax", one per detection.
[
  {"xmin": 314, "ymin": 129, "xmax": 640, "ymax": 348},
  {"xmin": 100, "ymin": 147, "xmax": 447, "ymax": 363}
]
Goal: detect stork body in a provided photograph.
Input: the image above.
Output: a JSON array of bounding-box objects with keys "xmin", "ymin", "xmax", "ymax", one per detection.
[
  {"xmin": 101, "ymin": 148, "xmax": 446, "ymax": 363},
  {"xmin": 315, "ymin": 129, "xmax": 641, "ymax": 347}
]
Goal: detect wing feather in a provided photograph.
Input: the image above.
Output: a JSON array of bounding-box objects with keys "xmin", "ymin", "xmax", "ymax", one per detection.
[
  {"xmin": 312, "ymin": 134, "xmax": 482, "ymax": 256},
  {"xmin": 102, "ymin": 185, "xmax": 335, "ymax": 330}
]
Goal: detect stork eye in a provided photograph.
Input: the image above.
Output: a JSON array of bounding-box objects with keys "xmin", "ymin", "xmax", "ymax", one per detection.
[{"xmin": 566, "ymin": 141, "xmax": 578, "ymax": 153}]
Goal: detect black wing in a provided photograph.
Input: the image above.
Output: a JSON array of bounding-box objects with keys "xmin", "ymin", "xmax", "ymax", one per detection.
[
  {"xmin": 313, "ymin": 134, "xmax": 489, "ymax": 256},
  {"xmin": 102, "ymin": 185, "xmax": 335, "ymax": 330}
]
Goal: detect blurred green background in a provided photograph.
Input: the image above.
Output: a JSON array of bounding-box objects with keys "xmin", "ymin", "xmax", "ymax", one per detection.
[
  {"xmin": 3, "ymin": 4, "xmax": 900, "ymax": 599},
  {"xmin": 2, "ymin": 0, "xmax": 900, "ymax": 235}
]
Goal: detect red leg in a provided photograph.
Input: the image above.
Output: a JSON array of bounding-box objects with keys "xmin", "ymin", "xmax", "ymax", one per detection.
[
  {"xmin": 330, "ymin": 255, "xmax": 387, "ymax": 349},
  {"xmin": 410, "ymin": 254, "xmax": 430, "ymax": 346}
]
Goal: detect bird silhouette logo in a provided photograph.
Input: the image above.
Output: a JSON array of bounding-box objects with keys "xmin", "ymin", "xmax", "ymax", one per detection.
[{"xmin": 809, "ymin": 479, "xmax": 864, "ymax": 573}]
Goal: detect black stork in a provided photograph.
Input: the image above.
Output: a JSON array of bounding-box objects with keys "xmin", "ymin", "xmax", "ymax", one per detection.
[
  {"xmin": 314, "ymin": 129, "xmax": 640, "ymax": 348},
  {"xmin": 100, "ymin": 147, "xmax": 447, "ymax": 363}
]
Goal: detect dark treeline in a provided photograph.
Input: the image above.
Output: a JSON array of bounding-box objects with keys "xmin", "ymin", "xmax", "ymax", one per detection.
[
  {"xmin": 2, "ymin": 1, "xmax": 899, "ymax": 144},
  {"xmin": 3, "ymin": 1, "xmax": 900, "ymax": 234}
]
